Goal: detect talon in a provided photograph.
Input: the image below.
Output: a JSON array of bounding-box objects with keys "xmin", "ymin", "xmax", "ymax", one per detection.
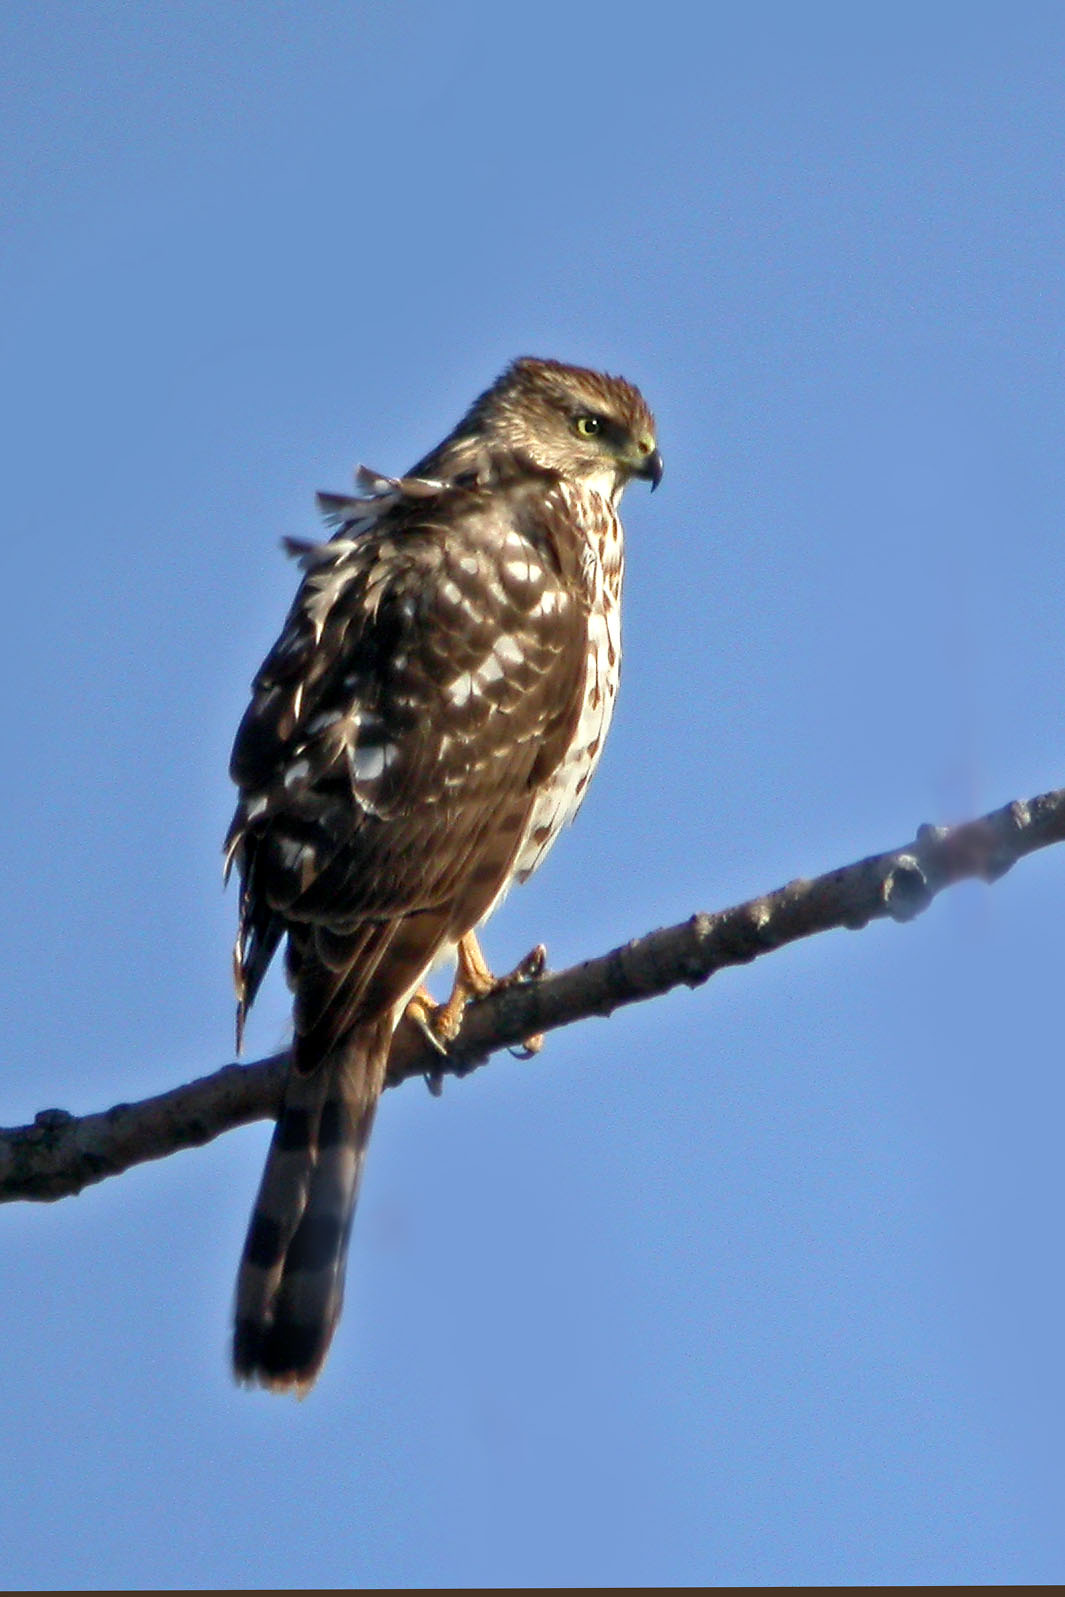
[
  {"xmin": 514, "ymin": 943, "xmax": 547, "ymax": 983},
  {"xmin": 404, "ymin": 988, "xmax": 451, "ymax": 1055},
  {"xmin": 509, "ymin": 1031, "xmax": 544, "ymax": 1060}
]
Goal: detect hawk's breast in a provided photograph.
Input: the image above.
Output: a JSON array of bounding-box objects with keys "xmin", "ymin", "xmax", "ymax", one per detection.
[{"xmin": 512, "ymin": 483, "xmax": 624, "ymax": 884}]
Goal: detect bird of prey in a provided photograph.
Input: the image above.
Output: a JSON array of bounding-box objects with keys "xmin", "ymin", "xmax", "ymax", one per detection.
[{"xmin": 225, "ymin": 356, "xmax": 662, "ymax": 1391}]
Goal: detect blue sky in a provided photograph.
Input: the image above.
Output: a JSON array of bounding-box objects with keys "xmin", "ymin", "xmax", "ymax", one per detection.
[{"xmin": 3, "ymin": 1, "xmax": 1065, "ymax": 1586}]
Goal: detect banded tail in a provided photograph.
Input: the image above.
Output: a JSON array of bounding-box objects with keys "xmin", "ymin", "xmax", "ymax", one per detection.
[{"xmin": 233, "ymin": 1019, "xmax": 392, "ymax": 1392}]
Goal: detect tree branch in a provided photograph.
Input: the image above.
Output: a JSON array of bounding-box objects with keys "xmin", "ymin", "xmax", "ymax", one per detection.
[{"xmin": 5, "ymin": 786, "xmax": 1065, "ymax": 1205}]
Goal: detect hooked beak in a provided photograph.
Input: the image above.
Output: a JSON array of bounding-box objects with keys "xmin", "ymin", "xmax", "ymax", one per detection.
[{"xmin": 637, "ymin": 446, "xmax": 664, "ymax": 491}]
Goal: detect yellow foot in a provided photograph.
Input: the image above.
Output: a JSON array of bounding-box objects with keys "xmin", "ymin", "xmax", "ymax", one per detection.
[{"xmin": 403, "ymin": 935, "xmax": 548, "ymax": 1062}]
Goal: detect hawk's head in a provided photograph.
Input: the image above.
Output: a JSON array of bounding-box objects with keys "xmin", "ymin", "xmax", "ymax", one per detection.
[{"xmin": 446, "ymin": 356, "xmax": 662, "ymax": 499}]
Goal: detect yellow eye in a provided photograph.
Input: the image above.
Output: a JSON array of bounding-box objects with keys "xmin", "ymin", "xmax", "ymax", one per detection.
[{"xmin": 574, "ymin": 415, "xmax": 601, "ymax": 438}]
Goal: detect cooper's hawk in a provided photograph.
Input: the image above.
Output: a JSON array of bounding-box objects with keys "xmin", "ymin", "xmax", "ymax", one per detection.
[{"xmin": 225, "ymin": 357, "xmax": 661, "ymax": 1391}]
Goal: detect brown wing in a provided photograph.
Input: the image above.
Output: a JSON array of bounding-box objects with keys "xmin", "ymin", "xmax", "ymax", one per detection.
[{"xmin": 226, "ymin": 474, "xmax": 588, "ymax": 1067}]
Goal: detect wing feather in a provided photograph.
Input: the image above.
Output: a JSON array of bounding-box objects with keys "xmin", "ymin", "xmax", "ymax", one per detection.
[{"xmin": 227, "ymin": 477, "xmax": 587, "ymax": 1053}]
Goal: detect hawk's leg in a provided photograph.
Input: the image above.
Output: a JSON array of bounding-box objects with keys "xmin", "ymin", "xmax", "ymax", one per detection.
[{"xmin": 405, "ymin": 932, "xmax": 547, "ymax": 1056}]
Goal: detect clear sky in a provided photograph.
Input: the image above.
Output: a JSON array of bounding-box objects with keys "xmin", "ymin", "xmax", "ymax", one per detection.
[{"xmin": 3, "ymin": 1, "xmax": 1064, "ymax": 1587}]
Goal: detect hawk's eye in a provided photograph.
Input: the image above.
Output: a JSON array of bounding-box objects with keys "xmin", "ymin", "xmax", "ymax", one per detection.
[{"xmin": 574, "ymin": 415, "xmax": 601, "ymax": 438}]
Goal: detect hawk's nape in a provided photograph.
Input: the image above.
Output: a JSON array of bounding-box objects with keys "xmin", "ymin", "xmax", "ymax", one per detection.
[{"xmin": 225, "ymin": 357, "xmax": 660, "ymax": 1391}]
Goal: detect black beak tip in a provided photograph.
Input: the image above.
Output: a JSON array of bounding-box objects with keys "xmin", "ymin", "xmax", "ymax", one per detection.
[{"xmin": 647, "ymin": 449, "xmax": 664, "ymax": 491}]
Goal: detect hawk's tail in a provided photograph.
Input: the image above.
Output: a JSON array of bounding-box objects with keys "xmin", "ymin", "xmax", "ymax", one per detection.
[{"xmin": 233, "ymin": 1018, "xmax": 392, "ymax": 1392}]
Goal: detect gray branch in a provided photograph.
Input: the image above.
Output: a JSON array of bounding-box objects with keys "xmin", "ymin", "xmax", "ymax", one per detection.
[{"xmin": 5, "ymin": 787, "xmax": 1065, "ymax": 1204}]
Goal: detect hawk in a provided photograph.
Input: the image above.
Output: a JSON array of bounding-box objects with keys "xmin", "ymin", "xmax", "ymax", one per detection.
[{"xmin": 225, "ymin": 356, "xmax": 661, "ymax": 1391}]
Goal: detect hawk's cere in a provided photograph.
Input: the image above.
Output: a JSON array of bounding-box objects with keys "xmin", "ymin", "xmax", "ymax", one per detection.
[{"xmin": 225, "ymin": 357, "xmax": 662, "ymax": 1391}]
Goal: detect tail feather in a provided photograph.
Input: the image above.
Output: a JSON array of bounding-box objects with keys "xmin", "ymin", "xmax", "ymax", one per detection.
[{"xmin": 233, "ymin": 1020, "xmax": 391, "ymax": 1392}]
